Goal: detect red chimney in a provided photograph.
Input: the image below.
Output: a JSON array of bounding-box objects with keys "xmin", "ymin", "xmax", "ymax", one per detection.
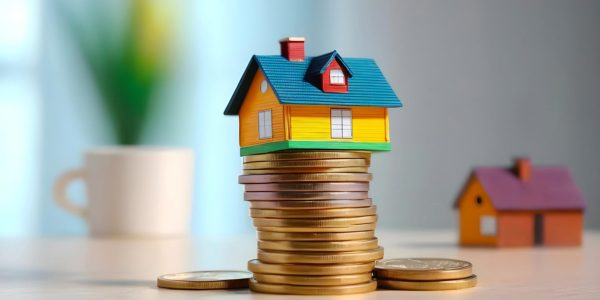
[
  {"xmin": 514, "ymin": 158, "xmax": 531, "ymax": 181},
  {"xmin": 280, "ymin": 37, "xmax": 305, "ymax": 61}
]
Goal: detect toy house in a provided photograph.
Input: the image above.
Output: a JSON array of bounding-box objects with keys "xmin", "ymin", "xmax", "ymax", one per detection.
[
  {"xmin": 224, "ymin": 37, "xmax": 402, "ymax": 156},
  {"xmin": 455, "ymin": 158, "xmax": 586, "ymax": 247}
]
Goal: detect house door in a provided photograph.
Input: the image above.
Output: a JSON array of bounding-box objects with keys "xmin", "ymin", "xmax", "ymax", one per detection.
[{"xmin": 534, "ymin": 214, "xmax": 544, "ymax": 245}]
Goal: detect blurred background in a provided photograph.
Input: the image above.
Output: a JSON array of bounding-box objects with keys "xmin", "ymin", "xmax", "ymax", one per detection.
[{"xmin": 1, "ymin": 0, "xmax": 599, "ymax": 237}]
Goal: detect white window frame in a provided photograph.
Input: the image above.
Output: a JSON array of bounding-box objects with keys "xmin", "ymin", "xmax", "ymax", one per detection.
[
  {"xmin": 329, "ymin": 69, "xmax": 345, "ymax": 85},
  {"xmin": 331, "ymin": 108, "xmax": 352, "ymax": 139},
  {"xmin": 480, "ymin": 215, "xmax": 497, "ymax": 236},
  {"xmin": 258, "ymin": 110, "xmax": 272, "ymax": 139}
]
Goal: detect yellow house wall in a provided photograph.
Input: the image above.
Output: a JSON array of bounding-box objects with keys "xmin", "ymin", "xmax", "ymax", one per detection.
[
  {"xmin": 287, "ymin": 105, "xmax": 388, "ymax": 142},
  {"xmin": 239, "ymin": 70, "xmax": 286, "ymax": 147},
  {"xmin": 458, "ymin": 176, "xmax": 498, "ymax": 246}
]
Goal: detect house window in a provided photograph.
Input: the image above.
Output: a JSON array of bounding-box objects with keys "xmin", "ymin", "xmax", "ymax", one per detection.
[
  {"xmin": 331, "ymin": 109, "xmax": 352, "ymax": 139},
  {"xmin": 260, "ymin": 79, "xmax": 268, "ymax": 94},
  {"xmin": 480, "ymin": 216, "xmax": 496, "ymax": 236},
  {"xmin": 330, "ymin": 69, "xmax": 345, "ymax": 85},
  {"xmin": 258, "ymin": 110, "xmax": 272, "ymax": 139}
]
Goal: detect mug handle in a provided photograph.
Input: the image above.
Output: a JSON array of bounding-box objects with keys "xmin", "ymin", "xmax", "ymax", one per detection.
[{"xmin": 53, "ymin": 168, "xmax": 88, "ymax": 221}]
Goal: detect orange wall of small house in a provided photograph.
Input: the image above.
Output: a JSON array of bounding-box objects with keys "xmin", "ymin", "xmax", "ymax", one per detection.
[
  {"xmin": 286, "ymin": 105, "xmax": 388, "ymax": 142},
  {"xmin": 496, "ymin": 213, "xmax": 534, "ymax": 247},
  {"xmin": 457, "ymin": 176, "xmax": 498, "ymax": 246},
  {"xmin": 543, "ymin": 211, "xmax": 583, "ymax": 246},
  {"xmin": 322, "ymin": 59, "xmax": 348, "ymax": 93},
  {"xmin": 239, "ymin": 70, "xmax": 286, "ymax": 147}
]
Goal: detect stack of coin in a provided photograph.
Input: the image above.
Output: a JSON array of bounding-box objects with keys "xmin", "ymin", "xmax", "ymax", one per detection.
[
  {"xmin": 374, "ymin": 258, "xmax": 477, "ymax": 291},
  {"xmin": 239, "ymin": 151, "xmax": 382, "ymax": 295}
]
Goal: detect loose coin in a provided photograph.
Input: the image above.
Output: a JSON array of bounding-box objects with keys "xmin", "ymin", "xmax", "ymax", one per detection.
[
  {"xmin": 243, "ymin": 167, "xmax": 368, "ymax": 175},
  {"xmin": 252, "ymin": 216, "xmax": 377, "ymax": 227},
  {"xmin": 247, "ymin": 259, "xmax": 375, "ymax": 275},
  {"xmin": 243, "ymin": 159, "xmax": 369, "ymax": 170},
  {"xmin": 244, "ymin": 182, "xmax": 370, "ymax": 192},
  {"xmin": 249, "ymin": 278, "xmax": 377, "ymax": 295},
  {"xmin": 156, "ymin": 270, "xmax": 252, "ymax": 290},
  {"xmin": 249, "ymin": 199, "xmax": 373, "ymax": 210},
  {"xmin": 253, "ymin": 273, "xmax": 373, "ymax": 286},
  {"xmin": 250, "ymin": 206, "xmax": 377, "ymax": 219},
  {"xmin": 257, "ymin": 231, "xmax": 375, "ymax": 241},
  {"xmin": 377, "ymin": 275, "xmax": 478, "ymax": 291},
  {"xmin": 243, "ymin": 151, "xmax": 371, "ymax": 163},
  {"xmin": 257, "ymin": 247, "xmax": 384, "ymax": 264},
  {"xmin": 256, "ymin": 222, "xmax": 376, "ymax": 233},
  {"xmin": 238, "ymin": 173, "xmax": 373, "ymax": 183},
  {"xmin": 258, "ymin": 238, "xmax": 379, "ymax": 252},
  {"xmin": 244, "ymin": 191, "xmax": 369, "ymax": 201},
  {"xmin": 374, "ymin": 258, "xmax": 473, "ymax": 281}
]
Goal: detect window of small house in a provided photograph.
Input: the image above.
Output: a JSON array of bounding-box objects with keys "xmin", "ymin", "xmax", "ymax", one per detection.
[
  {"xmin": 330, "ymin": 69, "xmax": 345, "ymax": 85},
  {"xmin": 331, "ymin": 109, "xmax": 352, "ymax": 139},
  {"xmin": 258, "ymin": 110, "xmax": 272, "ymax": 139}
]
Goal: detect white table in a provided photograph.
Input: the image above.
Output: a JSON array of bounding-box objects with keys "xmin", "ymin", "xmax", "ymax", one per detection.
[{"xmin": 1, "ymin": 230, "xmax": 599, "ymax": 299}]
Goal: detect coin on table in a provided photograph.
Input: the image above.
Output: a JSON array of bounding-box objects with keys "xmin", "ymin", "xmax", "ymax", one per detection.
[
  {"xmin": 253, "ymin": 273, "xmax": 373, "ymax": 286},
  {"xmin": 374, "ymin": 258, "xmax": 473, "ymax": 281},
  {"xmin": 256, "ymin": 222, "xmax": 376, "ymax": 233},
  {"xmin": 238, "ymin": 173, "xmax": 373, "ymax": 183},
  {"xmin": 242, "ymin": 167, "xmax": 369, "ymax": 175},
  {"xmin": 247, "ymin": 259, "xmax": 375, "ymax": 275},
  {"xmin": 250, "ymin": 206, "xmax": 377, "ymax": 219},
  {"xmin": 244, "ymin": 191, "xmax": 369, "ymax": 201},
  {"xmin": 257, "ymin": 230, "xmax": 375, "ymax": 241},
  {"xmin": 377, "ymin": 275, "xmax": 478, "ymax": 291},
  {"xmin": 249, "ymin": 278, "xmax": 377, "ymax": 295},
  {"xmin": 258, "ymin": 238, "xmax": 379, "ymax": 252},
  {"xmin": 244, "ymin": 182, "xmax": 370, "ymax": 192},
  {"xmin": 252, "ymin": 215, "xmax": 377, "ymax": 228},
  {"xmin": 243, "ymin": 159, "xmax": 369, "ymax": 170},
  {"xmin": 248, "ymin": 199, "xmax": 373, "ymax": 210},
  {"xmin": 243, "ymin": 151, "xmax": 371, "ymax": 163},
  {"xmin": 257, "ymin": 247, "xmax": 384, "ymax": 264},
  {"xmin": 156, "ymin": 270, "xmax": 252, "ymax": 290}
]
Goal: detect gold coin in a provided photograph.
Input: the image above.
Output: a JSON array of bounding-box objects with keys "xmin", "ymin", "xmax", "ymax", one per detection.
[
  {"xmin": 243, "ymin": 167, "xmax": 368, "ymax": 175},
  {"xmin": 248, "ymin": 199, "xmax": 373, "ymax": 210},
  {"xmin": 253, "ymin": 273, "xmax": 373, "ymax": 286},
  {"xmin": 249, "ymin": 278, "xmax": 377, "ymax": 295},
  {"xmin": 377, "ymin": 275, "xmax": 478, "ymax": 291},
  {"xmin": 244, "ymin": 191, "xmax": 369, "ymax": 201},
  {"xmin": 257, "ymin": 247, "xmax": 384, "ymax": 264},
  {"xmin": 238, "ymin": 173, "xmax": 373, "ymax": 183},
  {"xmin": 244, "ymin": 159, "xmax": 369, "ymax": 170},
  {"xmin": 257, "ymin": 222, "xmax": 376, "ymax": 233},
  {"xmin": 156, "ymin": 270, "xmax": 252, "ymax": 290},
  {"xmin": 374, "ymin": 258, "xmax": 473, "ymax": 281},
  {"xmin": 252, "ymin": 216, "xmax": 377, "ymax": 227},
  {"xmin": 243, "ymin": 151, "xmax": 371, "ymax": 163},
  {"xmin": 250, "ymin": 206, "xmax": 377, "ymax": 219},
  {"xmin": 258, "ymin": 238, "xmax": 379, "ymax": 252},
  {"xmin": 244, "ymin": 182, "xmax": 370, "ymax": 192},
  {"xmin": 247, "ymin": 259, "xmax": 375, "ymax": 275},
  {"xmin": 257, "ymin": 231, "xmax": 375, "ymax": 241}
]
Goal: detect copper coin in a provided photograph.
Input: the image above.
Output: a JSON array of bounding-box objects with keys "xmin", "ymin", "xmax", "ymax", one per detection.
[
  {"xmin": 252, "ymin": 216, "xmax": 377, "ymax": 227},
  {"xmin": 244, "ymin": 191, "xmax": 369, "ymax": 201},
  {"xmin": 250, "ymin": 206, "xmax": 377, "ymax": 218},
  {"xmin": 256, "ymin": 222, "xmax": 376, "ymax": 233},
  {"xmin": 242, "ymin": 167, "xmax": 368, "ymax": 175},
  {"xmin": 247, "ymin": 259, "xmax": 375, "ymax": 275},
  {"xmin": 244, "ymin": 182, "xmax": 370, "ymax": 192},
  {"xmin": 257, "ymin": 247, "xmax": 384, "ymax": 264},
  {"xmin": 238, "ymin": 173, "xmax": 373, "ymax": 183},
  {"xmin": 243, "ymin": 159, "xmax": 369, "ymax": 170},
  {"xmin": 243, "ymin": 151, "xmax": 371, "ymax": 163},
  {"xmin": 257, "ymin": 231, "xmax": 376, "ymax": 241},
  {"xmin": 258, "ymin": 238, "xmax": 379, "ymax": 252},
  {"xmin": 248, "ymin": 199, "xmax": 372, "ymax": 210},
  {"xmin": 252, "ymin": 273, "xmax": 373, "ymax": 286},
  {"xmin": 249, "ymin": 278, "xmax": 377, "ymax": 295}
]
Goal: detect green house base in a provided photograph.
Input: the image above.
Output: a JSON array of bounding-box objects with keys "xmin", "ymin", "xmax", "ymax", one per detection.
[{"xmin": 240, "ymin": 141, "xmax": 391, "ymax": 156}]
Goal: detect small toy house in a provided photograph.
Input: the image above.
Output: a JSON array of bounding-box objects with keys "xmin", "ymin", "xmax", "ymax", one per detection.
[
  {"xmin": 455, "ymin": 158, "xmax": 586, "ymax": 247},
  {"xmin": 224, "ymin": 37, "xmax": 402, "ymax": 156}
]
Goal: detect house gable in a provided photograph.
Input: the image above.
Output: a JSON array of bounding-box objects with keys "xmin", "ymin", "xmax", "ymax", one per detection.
[{"xmin": 457, "ymin": 174, "xmax": 498, "ymax": 246}]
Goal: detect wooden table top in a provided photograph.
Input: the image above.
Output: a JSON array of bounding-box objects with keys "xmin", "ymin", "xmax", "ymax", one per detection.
[{"xmin": 1, "ymin": 230, "xmax": 599, "ymax": 299}]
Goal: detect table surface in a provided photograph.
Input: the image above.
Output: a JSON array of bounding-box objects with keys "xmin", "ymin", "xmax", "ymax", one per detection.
[{"xmin": 1, "ymin": 230, "xmax": 599, "ymax": 300}]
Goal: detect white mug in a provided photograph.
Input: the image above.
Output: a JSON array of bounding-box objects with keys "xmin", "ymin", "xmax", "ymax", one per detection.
[{"xmin": 53, "ymin": 147, "xmax": 195, "ymax": 237}]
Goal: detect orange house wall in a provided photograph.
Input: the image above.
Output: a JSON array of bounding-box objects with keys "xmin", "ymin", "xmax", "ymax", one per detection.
[
  {"xmin": 543, "ymin": 212, "xmax": 583, "ymax": 246},
  {"xmin": 496, "ymin": 213, "xmax": 534, "ymax": 247},
  {"xmin": 457, "ymin": 176, "xmax": 498, "ymax": 246},
  {"xmin": 239, "ymin": 70, "xmax": 286, "ymax": 147}
]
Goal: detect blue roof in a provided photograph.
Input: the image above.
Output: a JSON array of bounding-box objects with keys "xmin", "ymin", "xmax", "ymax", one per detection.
[{"xmin": 224, "ymin": 53, "xmax": 403, "ymax": 115}]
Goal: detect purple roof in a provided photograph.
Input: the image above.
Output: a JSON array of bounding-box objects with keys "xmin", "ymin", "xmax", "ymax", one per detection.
[{"xmin": 470, "ymin": 166, "xmax": 586, "ymax": 211}]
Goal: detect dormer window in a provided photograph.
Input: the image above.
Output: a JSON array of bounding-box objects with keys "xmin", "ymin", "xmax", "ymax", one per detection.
[{"xmin": 330, "ymin": 69, "xmax": 345, "ymax": 85}]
